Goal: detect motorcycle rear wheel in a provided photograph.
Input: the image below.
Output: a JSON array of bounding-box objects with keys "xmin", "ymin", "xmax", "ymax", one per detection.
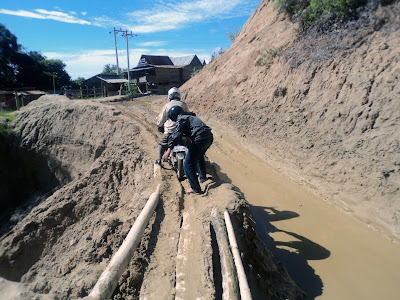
[{"xmin": 177, "ymin": 158, "xmax": 184, "ymax": 181}]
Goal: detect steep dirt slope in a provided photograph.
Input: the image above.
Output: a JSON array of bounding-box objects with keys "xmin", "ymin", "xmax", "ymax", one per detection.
[
  {"xmin": 0, "ymin": 96, "xmax": 156, "ymax": 298},
  {"xmin": 0, "ymin": 96, "xmax": 304, "ymax": 299},
  {"xmin": 181, "ymin": 0, "xmax": 400, "ymax": 241}
]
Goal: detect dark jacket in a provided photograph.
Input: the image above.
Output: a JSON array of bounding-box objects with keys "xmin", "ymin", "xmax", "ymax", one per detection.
[{"xmin": 168, "ymin": 112, "xmax": 212, "ymax": 148}]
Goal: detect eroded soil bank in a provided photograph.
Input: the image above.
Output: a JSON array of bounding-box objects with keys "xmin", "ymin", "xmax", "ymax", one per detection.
[
  {"xmin": 181, "ymin": 0, "xmax": 400, "ymax": 242},
  {"xmin": 205, "ymin": 119, "xmax": 400, "ymax": 300},
  {"xmin": 0, "ymin": 95, "xmax": 303, "ymax": 299}
]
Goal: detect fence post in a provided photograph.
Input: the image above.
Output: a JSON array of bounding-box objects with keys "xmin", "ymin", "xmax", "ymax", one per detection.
[
  {"xmin": 93, "ymin": 86, "xmax": 96, "ymax": 98},
  {"xmin": 80, "ymin": 87, "xmax": 83, "ymax": 99},
  {"xmin": 14, "ymin": 90, "xmax": 20, "ymax": 110}
]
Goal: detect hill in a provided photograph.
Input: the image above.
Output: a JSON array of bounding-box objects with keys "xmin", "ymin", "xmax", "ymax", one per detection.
[{"xmin": 181, "ymin": 0, "xmax": 400, "ymax": 242}]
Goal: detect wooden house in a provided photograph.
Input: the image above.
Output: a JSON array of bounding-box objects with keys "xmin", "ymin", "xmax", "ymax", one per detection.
[
  {"xmin": 83, "ymin": 74, "xmax": 128, "ymax": 97},
  {"xmin": 129, "ymin": 54, "xmax": 204, "ymax": 94},
  {"xmin": 0, "ymin": 90, "xmax": 47, "ymax": 109}
]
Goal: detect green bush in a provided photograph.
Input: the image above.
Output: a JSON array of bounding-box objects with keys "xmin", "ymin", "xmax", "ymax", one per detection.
[
  {"xmin": 227, "ymin": 28, "xmax": 240, "ymax": 43},
  {"xmin": 274, "ymin": 0, "xmax": 370, "ymax": 30},
  {"xmin": 274, "ymin": 0, "xmax": 309, "ymax": 16},
  {"xmin": 304, "ymin": 0, "xmax": 367, "ymax": 24},
  {"xmin": 190, "ymin": 67, "xmax": 202, "ymax": 77},
  {"xmin": 256, "ymin": 47, "xmax": 284, "ymax": 69},
  {"xmin": 0, "ymin": 110, "xmax": 17, "ymax": 133},
  {"xmin": 127, "ymin": 85, "xmax": 138, "ymax": 99}
]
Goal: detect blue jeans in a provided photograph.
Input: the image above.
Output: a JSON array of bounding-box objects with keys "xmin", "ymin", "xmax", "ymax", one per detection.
[{"xmin": 184, "ymin": 135, "xmax": 213, "ymax": 193}]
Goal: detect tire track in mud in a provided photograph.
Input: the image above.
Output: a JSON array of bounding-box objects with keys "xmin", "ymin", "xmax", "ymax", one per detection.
[
  {"xmin": 111, "ymin": 100, "xmax": 219, "ymax": 298},
  {"xmin": 106, "ymin": 97, "xmax": 304, "ymax": 299}
]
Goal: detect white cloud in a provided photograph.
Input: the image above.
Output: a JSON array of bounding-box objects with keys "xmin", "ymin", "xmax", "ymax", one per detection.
[
  {"xmin": 137, "ymin": 41, "xmax": 168, "ymax": 47},
  {"xmin": 0, "ymin": 9, "xmax": 46, "ymax": 19},
  {"xmin": 43, "ymin": 46, "xmax": 211, "ymax": 80},
  {"xmin": 0, "ymin": 8, "xmax": 91, "ymax": 25},
  {"xmin": 125, "ymin": 0, "xmax": 257, "ymax": 33},
  {"xmin": 0, "ymin": 1, "xmax": 258, "ymax": 32},
  {"xmin": 44, "ymin": 49, "xmax": 147, "ymax": 79}
]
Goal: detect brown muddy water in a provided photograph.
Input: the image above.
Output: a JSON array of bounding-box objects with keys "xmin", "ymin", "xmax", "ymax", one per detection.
[{"xmin": 208, "ymin": 129, "xmax": 400, "ymax": 300}]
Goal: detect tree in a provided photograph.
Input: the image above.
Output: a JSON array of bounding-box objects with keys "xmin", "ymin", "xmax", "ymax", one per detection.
[
  {"xmin": 71, "ymin": 77, "xmax": 86, "ymax": 89},
  {"xmin": 0, "ymin": 23, "xmax": 21, "ymax": 88},
  {"xmin": 102, "ymin": 64, "xmax": 118, "ymax": 75},
  {"xmin": 15, "ymin": 51, "xmax": 46, "ymax": 88},
  {"xmin": 41, "ymin": 59, "xmax": 71, "ymax": 89},
  {"xmin": 17, "ymin": 53, "xmax": 71, "ymax": 90},
  {"xmin": 210, "ymin": 48, "xmax": 224, "ymax": 63},
  {"xmin": 0, "ymin": 24, "xmax": 73, "ymax": 90}
]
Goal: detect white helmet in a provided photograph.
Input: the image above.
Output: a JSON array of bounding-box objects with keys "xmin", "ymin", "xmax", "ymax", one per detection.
[{"xmin": 168, "ymin": 87, "xmax": 181, "ymax": 101}]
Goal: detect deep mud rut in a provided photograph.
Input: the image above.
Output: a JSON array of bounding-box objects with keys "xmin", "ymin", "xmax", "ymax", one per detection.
[
  {"xmin": 202, "ymin": 116, "xmax": 400, "ymax": 299},
  {"xmin": 118, "ymin": 96, "xmax": 400, "ymax": 300},
  {"xmin": 107, "ymin": 98, "xmax": 287, "ymax": 299}
]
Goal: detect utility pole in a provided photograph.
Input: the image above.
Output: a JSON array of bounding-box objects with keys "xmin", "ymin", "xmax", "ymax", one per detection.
[
  {"xmin": 53, "ymin": 73, "xmax": 56, "ymax": 94},
  {"xmin": 113, "ymin": 27, "xmax": 120, "ymax": 75},
  {"xmin": 113, "ymin": 29, "xmax": 136, "ymax": 85}
]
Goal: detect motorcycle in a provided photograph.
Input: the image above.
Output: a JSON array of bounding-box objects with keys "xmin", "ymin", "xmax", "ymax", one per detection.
[{"xmin": 168, "ymin": 137, "xmax": 190, "ymax": 181}]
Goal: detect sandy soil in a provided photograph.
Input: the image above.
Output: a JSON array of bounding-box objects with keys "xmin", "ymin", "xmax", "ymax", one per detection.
[
  {"xmin": 206, "ymin": 118, "xmax": 400, "ymax": 299},
  {"xmin": 181, "ymin": 0, "xmax": 400, "ymax": 242},
  {"xmin": 0, "ymin": 95, "xmax": 303, "ymax": 299},
  {"xmin": 1, "ymin": 1, "xmax": 399, "ymax": 299},
  {"xmin": 148, "ymin": 93, "xmax": 400, "ymax": 299}
]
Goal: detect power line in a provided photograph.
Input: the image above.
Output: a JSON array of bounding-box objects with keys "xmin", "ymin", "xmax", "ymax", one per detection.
[{"xmin": 111, "ymin": 28, "xmax": 137, "ymax": 83}]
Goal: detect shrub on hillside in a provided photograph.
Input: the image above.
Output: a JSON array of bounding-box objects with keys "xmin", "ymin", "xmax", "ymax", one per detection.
[{"xmin": 274, "ymin": 0, "xmax": 397, "ymax": 30}]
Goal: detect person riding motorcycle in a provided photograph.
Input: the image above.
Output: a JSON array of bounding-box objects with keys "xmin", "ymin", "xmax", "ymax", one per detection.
[
  {"xmin": 155, "ymin": 87, "xmax": 189, "ymax": 166},
  {"xmin": 162, "ymin": 106, "xmax": 213, "ymax": 195}
]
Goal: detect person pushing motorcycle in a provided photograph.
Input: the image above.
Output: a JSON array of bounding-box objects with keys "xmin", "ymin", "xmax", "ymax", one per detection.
[
  {"xmin": 162, "ymin": 106, "xmax": 213, "ymax": 195},
  {"xmin": 155, "ymin": 87, "xmax": 189, "ymax": 166}
]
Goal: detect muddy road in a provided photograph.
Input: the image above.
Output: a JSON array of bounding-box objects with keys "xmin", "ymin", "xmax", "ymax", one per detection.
[
  {"xmin": 206, "ymin": 125, "xmax": 400, "ymax": 300},
  {"xmin": 1, "ymin": 94, "xmax": 399, "ymax": 299},
  {"xmin": 126, "ymin": 95, "xmax": 400, "ymax": 300}
]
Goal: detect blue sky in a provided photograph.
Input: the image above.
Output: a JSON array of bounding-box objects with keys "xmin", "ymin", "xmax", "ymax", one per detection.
[{"xmin": 0, "ymin": 0, "xmax": 260, "ymax": 79}]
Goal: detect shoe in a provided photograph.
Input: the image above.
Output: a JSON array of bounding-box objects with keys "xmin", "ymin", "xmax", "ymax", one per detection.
[
  {"xmin": 155, "ymin": 159, "xmax": 161, "ymax": 166},
  {"xmin": 186, "ymin": 189, "xmax": 203, "ymax": 195}
]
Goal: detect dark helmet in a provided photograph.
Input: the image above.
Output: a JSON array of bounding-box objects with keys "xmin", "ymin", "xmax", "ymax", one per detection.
[{"xmin": 168, "ymin": 105, "xmax": 184, "ymax": 122}]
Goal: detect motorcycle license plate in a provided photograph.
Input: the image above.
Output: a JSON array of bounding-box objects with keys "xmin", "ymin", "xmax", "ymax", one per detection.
[{"xmin": 173, "ymin": 146, "xmax": 187, "ymax": 153}]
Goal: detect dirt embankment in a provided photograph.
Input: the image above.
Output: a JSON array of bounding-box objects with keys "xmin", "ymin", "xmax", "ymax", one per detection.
[
  {"xmin": 0, "ymin": 96, "xmax": 304, "ymax": 299},
  {"xmin": 0, "ymin": 96, "xmax": 156, "ymax": 298},
  {"xmin": 181, "ymin": 0, "xmax": 400, "ymax": 242}
]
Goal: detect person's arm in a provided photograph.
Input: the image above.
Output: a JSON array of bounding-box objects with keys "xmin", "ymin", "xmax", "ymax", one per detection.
[
  {"xmin": 162, "ymin": 119, "xmax": 183, "ymax": 162},
  {"xmin": 162, "ymin": 148, "xmax": 171, "ymax": 162},
  {"xmin": 168, "ymin": 118, "xmax": 185, "ymax": 149},
  {"xmin": 156, "ymin": 105, "xmax": 168, "ymax": 127}
]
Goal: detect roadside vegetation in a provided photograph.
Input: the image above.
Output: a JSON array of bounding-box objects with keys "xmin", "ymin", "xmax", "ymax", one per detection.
[
  {"xmin": 190, "ymin": 67, "xmax": 202, "ymax": 77},
  {"xmin": 273, "ymin": 0, "xmax": 396, "ymax": 31},
  {"xmin": 0, "ymin": 110, "xmax": 17, "ymax": 134},
  {"xmin": 227, "ymin": 28, "xmax": 240, "ymax": 43},
  {"xmin": 256, "ymin": 46, "xmax": 284, "ymax": 69},
  {"xmin": 127, "ymin": 85, "xmax": 138, "ymax": 99}
]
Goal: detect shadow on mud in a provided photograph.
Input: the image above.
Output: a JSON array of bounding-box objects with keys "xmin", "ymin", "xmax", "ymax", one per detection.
[
  {"xmin": 212, "ymin": 162, "xmax": 327, "ymax": 298},
  {"xmin": 251, "ymin": 205, "xmax": 329, "ymax": 299}
]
